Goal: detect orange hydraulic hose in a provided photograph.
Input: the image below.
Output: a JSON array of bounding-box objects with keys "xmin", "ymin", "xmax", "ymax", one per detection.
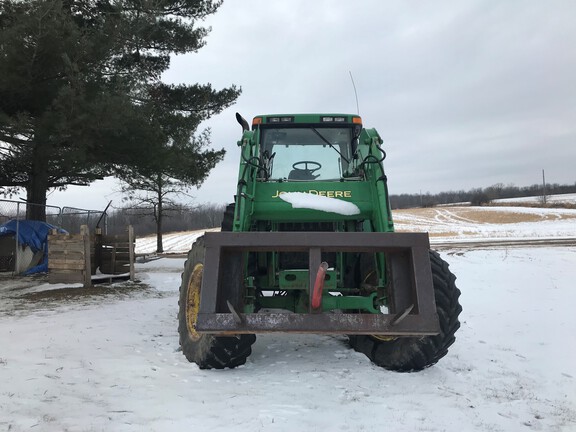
[{"xmin": 312, "ymin": 262, "xmax": 329, "ymax": 309}]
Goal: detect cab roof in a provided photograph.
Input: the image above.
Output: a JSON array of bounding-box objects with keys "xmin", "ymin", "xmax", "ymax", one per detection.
[{"xmin": 252, "ymin": 114, "xmax": 362, "ymax": 128}]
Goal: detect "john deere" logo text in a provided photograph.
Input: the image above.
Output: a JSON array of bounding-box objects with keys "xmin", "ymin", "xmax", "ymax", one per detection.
[{"xmin": 271, "ymin": 190, "xmax": 352, "ymax": 198}]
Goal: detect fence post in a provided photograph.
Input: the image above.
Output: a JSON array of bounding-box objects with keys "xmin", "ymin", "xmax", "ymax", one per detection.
[
  {"xmin": 14, "ymin": 202, "xmax": 21, "ymax": 275},
  {"xmin": 128, "ymin": 225, "xmax": 135, "ymax": 281},
  {"xmin": 81, "ymin": 225, "xmax": 92, "ymax": 288}
]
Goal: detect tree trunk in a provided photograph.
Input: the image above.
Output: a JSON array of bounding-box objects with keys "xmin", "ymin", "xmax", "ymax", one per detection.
[
  {"xmin": 25, "ymin": 140, "xmax": 50, "ymax": 221},
  {"xmin": 156, "ymin": 185, "xmax": 164, "ymax": 253}
]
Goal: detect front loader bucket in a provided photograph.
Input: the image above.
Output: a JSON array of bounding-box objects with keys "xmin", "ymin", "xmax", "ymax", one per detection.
[{"xmin": 195, "ymin": 232, "xmax": 440, "ymax": 336}]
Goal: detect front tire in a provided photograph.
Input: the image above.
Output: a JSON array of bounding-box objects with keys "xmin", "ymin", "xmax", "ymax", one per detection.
[
  {"xmin": 178, "ymin": 236, "xmax": 256, "ymax": 369},
  {"xmin": 349, "ymin": 250, "xmax": 462, "ymax": 372}
]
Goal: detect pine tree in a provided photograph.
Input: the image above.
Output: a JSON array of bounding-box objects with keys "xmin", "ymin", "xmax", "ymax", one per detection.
[{"xmin": 0, "ymin": 0, "xmax": 236, "ymax": 221}]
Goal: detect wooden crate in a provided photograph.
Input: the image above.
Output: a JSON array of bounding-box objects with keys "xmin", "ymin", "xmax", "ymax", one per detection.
[
  {"xmin": 48, "ymin": 226, "xmax": 91, "ymax": 287},
  {"xmin": 98, "ymin": 228, "xmax": 135, "ymax": 277}
]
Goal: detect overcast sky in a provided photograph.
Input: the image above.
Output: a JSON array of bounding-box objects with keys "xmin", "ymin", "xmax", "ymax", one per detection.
[{"xmin": 45, "ymin": 0, "xmax": 576, "ymax": 211}]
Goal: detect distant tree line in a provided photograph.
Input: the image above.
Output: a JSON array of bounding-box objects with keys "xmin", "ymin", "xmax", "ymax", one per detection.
[
  {"xmin": 390, "ymin": 182, "xmax": 576, "ymax": 209},
  {"xmin": 105, "ymin": 203, "xmax": 226, "ymax": 237}
]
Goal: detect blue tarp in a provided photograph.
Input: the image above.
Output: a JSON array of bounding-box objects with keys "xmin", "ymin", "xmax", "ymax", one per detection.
[{"xmin": 0, "ymin": 220, "xmax": 67, "ymax": 274}]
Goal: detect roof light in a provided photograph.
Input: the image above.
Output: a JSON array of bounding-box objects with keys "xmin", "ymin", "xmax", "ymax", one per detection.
[
  {"xmin": 321, "ymin": 116, "xmax": 347, "ymax": 122},
  {"xmin": 352, "ymin": 116, "xmax": 362, "ymax": 124},
  {"xmin": 266, "ymin": 116, "xmax": 294, "ymax": 123},
  {"xmin": 252, "ymin": 117, "xmax": 262, "ymax": 126}
]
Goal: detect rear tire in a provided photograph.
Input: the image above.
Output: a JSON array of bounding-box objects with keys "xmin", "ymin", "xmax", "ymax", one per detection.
[
  {"xmin": 221, "ymin": 203, "xmax": 235, "ymax": 231},
  {"xmin": 178, "ymin": 235, "xmax": 256, "ymax": 369},
  {"xmin": 349, "ymin": 250, "xmax": 462, "ymax": 372}
]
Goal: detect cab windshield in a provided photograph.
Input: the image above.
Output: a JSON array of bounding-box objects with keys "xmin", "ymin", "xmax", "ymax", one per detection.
[{"xmin": 260, "ymin": 127, "xmax": 353, "ymax": 181}]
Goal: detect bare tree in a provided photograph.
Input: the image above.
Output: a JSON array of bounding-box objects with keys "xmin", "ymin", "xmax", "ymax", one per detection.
[{"xmin": 121, "ymin": 173, "xmax": 193, "ymax": 253}]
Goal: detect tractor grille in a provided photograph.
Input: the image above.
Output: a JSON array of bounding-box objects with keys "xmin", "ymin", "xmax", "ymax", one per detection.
[
  {"xmin": 276, "ymin": 222, "xmax": 337, "ymax": 269},
  {"xmin": 277, "ymin": 222, "xmax": 335, "ymax": 232}
]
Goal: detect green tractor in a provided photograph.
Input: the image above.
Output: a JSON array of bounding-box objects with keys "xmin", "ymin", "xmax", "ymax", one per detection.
[{"xmin": 178, "ymin": 113, "xmax": 462, "ymax": 371}]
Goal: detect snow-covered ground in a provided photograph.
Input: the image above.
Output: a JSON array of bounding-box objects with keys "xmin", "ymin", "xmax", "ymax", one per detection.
[
  {"xmin": 494, "ymin": 193, "xmax": 576, "ymax": 205},
  {"xmin": 1, "ymin": 208, "xmax": 576, "ymax": 431},
  {"xmin": 135, "ymin": 228, "xmax": 218, "ymax": 255}
]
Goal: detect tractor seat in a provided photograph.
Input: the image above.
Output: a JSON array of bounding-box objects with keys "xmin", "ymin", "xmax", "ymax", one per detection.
[{"xmin": 288, "ymin": 169, "xmax": 319, "ymax": 180}]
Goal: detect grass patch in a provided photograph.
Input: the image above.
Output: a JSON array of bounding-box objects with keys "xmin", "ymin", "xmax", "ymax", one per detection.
[
  {"xmin": 457, "ymin": 209, "xmax": 543, "ymax": 224},
  {"xmin": 395, "ymin": 206, "xmax": 576, "ymax": 225}
]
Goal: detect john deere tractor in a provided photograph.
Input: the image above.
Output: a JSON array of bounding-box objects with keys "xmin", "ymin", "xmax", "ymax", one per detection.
[{"xmin": 178, "ymin": 113, "xmax": 462, "ymax": 371}]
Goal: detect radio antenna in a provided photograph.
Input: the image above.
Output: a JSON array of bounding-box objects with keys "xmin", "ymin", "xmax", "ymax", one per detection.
[{"xmin": 349, "ymin": 71, "xmax": 360, "ymax": 115}]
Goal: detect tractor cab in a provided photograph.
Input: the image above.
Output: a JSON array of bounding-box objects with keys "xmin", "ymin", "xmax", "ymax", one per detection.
[{"xmin": 252, "ymin": 114, "xmax": 363, "ymax": 181}]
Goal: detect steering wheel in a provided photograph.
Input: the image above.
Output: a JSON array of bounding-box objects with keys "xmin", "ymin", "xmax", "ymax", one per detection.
[{"xmin": 292, "ymin": 161, "xmax": 322, "ymax": 173}]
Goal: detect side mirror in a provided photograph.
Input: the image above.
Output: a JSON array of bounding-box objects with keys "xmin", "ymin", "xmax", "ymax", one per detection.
[
  {"xmin": 351, "ymin": 138, "xmax": 359, "ymax": 157},
  {"xmin": 351, "ymin": 125, "xmax": 361, "ymax": 157}
]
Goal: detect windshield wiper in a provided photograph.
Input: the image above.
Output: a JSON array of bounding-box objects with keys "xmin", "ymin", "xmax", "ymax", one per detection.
[{"xmin": 311, "ymin": 128, "xmax": 350, "ymax": 163}]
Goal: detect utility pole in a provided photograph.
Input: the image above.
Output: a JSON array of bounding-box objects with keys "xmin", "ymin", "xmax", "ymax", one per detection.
[{"xmin": 542, "ymin": 169, "xmax": 547, "ymax": 205}]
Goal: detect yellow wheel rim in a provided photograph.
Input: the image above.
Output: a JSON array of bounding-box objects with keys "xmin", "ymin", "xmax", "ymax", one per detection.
[{"xmin": 186, "ymin": 263, "xmax": 203, "ymax": 341}]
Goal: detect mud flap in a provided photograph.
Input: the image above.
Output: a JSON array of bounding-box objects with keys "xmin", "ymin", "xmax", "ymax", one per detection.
[{"xmin": 195, "ymin": 232, "xmax": 440, "ymax": 336}]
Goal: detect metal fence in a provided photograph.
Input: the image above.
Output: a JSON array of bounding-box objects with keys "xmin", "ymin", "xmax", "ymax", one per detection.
[
  {"xmin": 0, "ymin": 199, "xmax": 107, "ymax": 274},
  {"xmin": 60, "ymin": 206, "xmax": 108, "ymax": 233}
]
